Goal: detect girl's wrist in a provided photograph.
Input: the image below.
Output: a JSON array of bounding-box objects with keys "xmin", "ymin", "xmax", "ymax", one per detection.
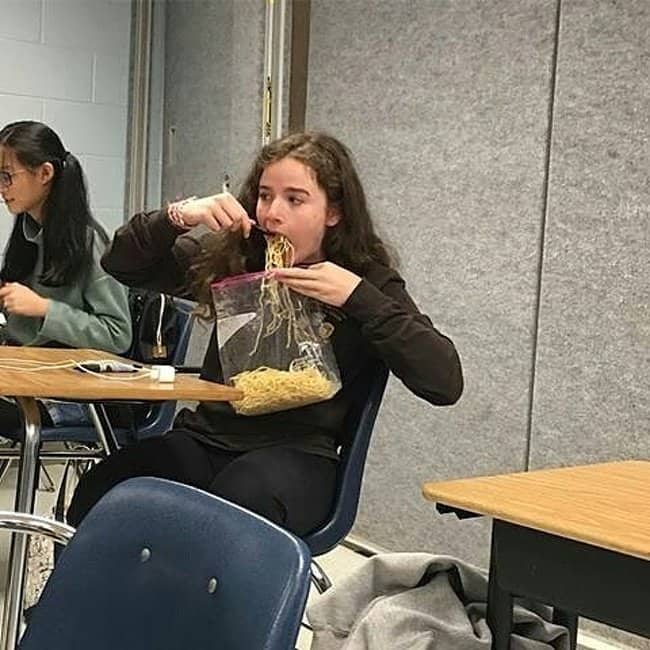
[
  {"xmin": 167, "ymin": 196, "xmax": 197, "ymax": 231},
  {"xmin": 39, "ymin": 297, "xmax": 50, "ymax": 318}
]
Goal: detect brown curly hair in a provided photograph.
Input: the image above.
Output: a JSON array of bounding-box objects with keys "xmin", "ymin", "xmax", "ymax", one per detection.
[{"xmin": 189, "ymin": 132, "xmax": 393, "ymax": 318}]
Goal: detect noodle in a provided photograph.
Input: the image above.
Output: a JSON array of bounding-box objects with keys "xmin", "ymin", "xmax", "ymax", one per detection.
[
  {"xmin": 252, "ymin": 235, "xmax": 306, "ymax": 351},
  {"xmin": 265, "ymin": 234, "xmax": 294, "ymax": 268},
  {"xmin": 229, "ymin": 234, "xmax": 337, "ymax": 415},
  {"xmin": 231, "ymin": 366, "xmax": 335, "ymax": 415}
]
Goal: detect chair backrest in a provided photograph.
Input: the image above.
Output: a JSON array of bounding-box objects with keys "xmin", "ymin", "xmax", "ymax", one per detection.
[
  {"xmin": 126, "ymin": 296, "xmax": 196, "ymax": 439},
  {"xmin": 303, "ymin": 360, "xmax": 389, "ymax": 556},
  {"xmin": 19, "ymin": 477, "xmax": 311, "ymax": 650},
  {"xmin": 35, "ymin": 297, "xmax": 195, "ymax": 445}
]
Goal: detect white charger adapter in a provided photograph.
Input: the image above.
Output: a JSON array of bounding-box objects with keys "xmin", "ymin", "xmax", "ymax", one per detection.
[{"xmin": 149, "ymin": 365, "xmax": 176, "ymax": 383}]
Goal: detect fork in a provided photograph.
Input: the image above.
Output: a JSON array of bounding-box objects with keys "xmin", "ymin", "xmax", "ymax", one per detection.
[{"xmin": 222, "ymin": 172, "xmax": 270, "ymax": 235}]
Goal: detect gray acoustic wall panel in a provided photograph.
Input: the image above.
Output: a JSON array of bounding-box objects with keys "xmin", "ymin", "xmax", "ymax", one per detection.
[
  {"xmin": 162, "ymin": 0, "xmax": 264, "ymax": 372},
  {"xmin": 162, "ymin": 0, "xmax": 263, "ymax": 203},
  {"xmin": 226, "ymin": 0, "xmax": 265, "ymax": 187},
  {"xmin": 529, "ymin": 0, "xmax": 650, "ymax": 469},
  {"xmin": 163, "ymin": 0, "xmax": 234, "ymax": 202},
  {"xmin": 306, "ymin": 0, "xmax": 557, "ymax": 559}
]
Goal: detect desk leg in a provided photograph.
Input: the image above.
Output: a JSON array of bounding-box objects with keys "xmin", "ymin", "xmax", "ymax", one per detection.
[
  {"xmin": 487, "ymin": 521, "xmax": 513, "ymax": 650},
  {"xmin": 1, "ymin": 397, "xmax": 41, "ymax": 650},
  {"xmin": 553, "ymin": 609, "xmax": 578, "ymax": 650}
]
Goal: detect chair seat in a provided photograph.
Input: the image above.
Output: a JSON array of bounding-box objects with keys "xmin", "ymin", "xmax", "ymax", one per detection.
[
  {"xmin": 2, "ymin": 425, "xmax": 131, "ymax": 446},
  {"xmin": 303, "ymin": 363, "xmax": 388, "ymax": 558},
  {"xmin": 39, "ymin": 425, "xmax": 131, "ymax": 445}
]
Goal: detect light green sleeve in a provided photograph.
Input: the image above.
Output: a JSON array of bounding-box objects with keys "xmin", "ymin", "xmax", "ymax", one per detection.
[{"xmin": 38, "ymin": 241, "xmax": 132, "ymax": 354}]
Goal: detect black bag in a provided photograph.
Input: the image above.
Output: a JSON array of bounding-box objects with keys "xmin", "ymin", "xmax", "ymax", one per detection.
[
  {"xmin": 100, "ymin": 290, "xmax": 184, "ymax": 431},
  {"xmin": 126, "ymin": 289, "xmax": 182, "ymax": 364}
]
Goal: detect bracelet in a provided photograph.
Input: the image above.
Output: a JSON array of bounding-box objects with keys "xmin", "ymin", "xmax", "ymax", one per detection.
[{"xmin": 167, "ymin": 196, "xmax": 197, "ymax": 231}]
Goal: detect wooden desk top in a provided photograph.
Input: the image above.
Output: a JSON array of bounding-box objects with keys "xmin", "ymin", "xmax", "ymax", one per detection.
[
  {"xmin": 0, "ymin": 347, "xmax": 242, "ymax": 402},
  {"xmin": 422, "ymin": 460, "xmax": 650, "ymax": 561}
]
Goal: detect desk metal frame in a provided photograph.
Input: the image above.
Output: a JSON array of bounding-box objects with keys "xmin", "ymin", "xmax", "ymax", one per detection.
[
  {"xmin": 487, "ymin": 519, "xmax": 649, "ymax": 649},
  {"xmin": 0, "ymin": 399, "xmax": 120, "ymax": 650},
  {"xmin": 4, "ymin": 397, "xmax": 41, "ymax": 650},
  {"xmin": 438, "ymin": 504, "xmax": 650, "ymax": 650}
]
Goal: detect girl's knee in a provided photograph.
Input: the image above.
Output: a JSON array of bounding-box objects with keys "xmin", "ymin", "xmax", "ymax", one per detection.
[{"xmin": 209, "ymin": 472, "xmax": 288, "ymax": 527}]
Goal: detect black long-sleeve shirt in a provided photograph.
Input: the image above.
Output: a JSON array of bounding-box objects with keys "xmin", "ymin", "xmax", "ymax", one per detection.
[{"xmin": 102, "ymin": 210, "xmax": 463, "ymax": 458}]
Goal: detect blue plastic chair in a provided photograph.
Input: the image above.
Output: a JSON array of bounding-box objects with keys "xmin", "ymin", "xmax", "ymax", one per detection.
[
  {"xmin": 303, "ymin": 360, "xmax": 389, "ymax": 592},
  {"xmin": 16, "ymin": 477, "xmax": 311, "ymax": 650},
  {"xmin": 0, "ymin": 295, "xmax": 195, "ymax": 518},
  {"xmin": 1, "ymin": 296, "xmax": 194, "ymax": 451},
  {"xmin": 43, "ymin": 295, "xmax": 196, "ymax": 448}
]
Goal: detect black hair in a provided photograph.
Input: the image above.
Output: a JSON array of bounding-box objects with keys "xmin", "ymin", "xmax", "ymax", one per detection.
[{"xmin": 0, "ymin": 120, "xmax": 108, "ymax": 286}]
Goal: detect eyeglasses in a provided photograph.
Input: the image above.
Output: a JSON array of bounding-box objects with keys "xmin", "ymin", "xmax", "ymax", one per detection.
[{"xmin": 0, "ymin": 169, "xmax": 29, "ymax": 191}]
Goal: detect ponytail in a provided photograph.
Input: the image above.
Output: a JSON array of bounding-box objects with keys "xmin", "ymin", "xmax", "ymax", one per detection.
[
  {"xmin": 0, "ymin": 121, "xmax": 107, "ymax": 286},
  {"xmin": 40, "ymin": 150, "xmax": 108, "ymax": 285}
]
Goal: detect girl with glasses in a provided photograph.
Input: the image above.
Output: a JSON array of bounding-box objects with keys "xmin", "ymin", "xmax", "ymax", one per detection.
[{"xmin": 0, "ymin": 121, "xmax": 132, "ymax": 435}]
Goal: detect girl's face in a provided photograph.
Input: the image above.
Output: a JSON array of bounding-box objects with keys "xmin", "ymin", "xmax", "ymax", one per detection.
[
  {"xmin": 0, "ymin": 147, "xmax": 53, "ymax": 220},
  {"xmin": 256, "ymin": 157, "xmax": 340, "ymax": 264}
]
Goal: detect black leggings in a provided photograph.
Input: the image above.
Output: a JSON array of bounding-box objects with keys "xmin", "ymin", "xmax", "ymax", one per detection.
[{"xmin": 67, "ymin": 430, "xmax": 338, "ymax": 536}]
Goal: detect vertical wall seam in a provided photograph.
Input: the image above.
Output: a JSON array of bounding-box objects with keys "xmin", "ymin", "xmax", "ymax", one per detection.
[
  {"xmin": 288, "ymin": 0, "xmax": 311, "ymax": 133},
  {"xmin": 525, "ymin": 0, "xmax": 562, "ymax": 471},
  {"xmin": 226, "ymin": 1, "xmax": 236, "ymax": 181},
  {"xmin": 91, "ymin": 53, "xmax": 97, "ymax": 104},
  {"xmin": 40, "ymin": 0, "xmax": 46, "ymax": 44},
  {"xmin": 125, "ymin": 0, "xmax": 152, "ymax": 217}
]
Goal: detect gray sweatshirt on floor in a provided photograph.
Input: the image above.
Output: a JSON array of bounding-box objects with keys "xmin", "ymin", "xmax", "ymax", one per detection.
[{"xmin": 307, "ymin": 553, "xmax": 569, "ymax": 650}]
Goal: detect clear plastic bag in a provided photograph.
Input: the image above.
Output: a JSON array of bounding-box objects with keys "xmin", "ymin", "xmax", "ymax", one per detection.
[{"xmin": 211, "ymin": 271, "xmax": 341, "ymax": 416}]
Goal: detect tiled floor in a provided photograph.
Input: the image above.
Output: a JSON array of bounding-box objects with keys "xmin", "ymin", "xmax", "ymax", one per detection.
[
  {"xmin": 0, "ymin": 462, "xmax": 646, "ymax": 650},
  {"xmin": 0, "ymin": 463, "xmax": 65, "ymax": 597}
]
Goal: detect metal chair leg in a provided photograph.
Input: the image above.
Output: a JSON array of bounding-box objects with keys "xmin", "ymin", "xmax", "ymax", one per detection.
[
  {"xmin": 310, "ymin": 559, "xmax": 332, "ymax": 594},
  {"xmin": 301, "ymin": 560, "xmax": 332, "ymax": 637},
  {"xmin": 0, "ymin": 511, "xmax": 75, "ymax": 545},
  {"xmin": 0, "ymin": 458, "xmax": 14, "ymax": 486},
  {"xmin": 38, "ymin": 464, "xmax": 55, "ymax": 493},
  {"xmin": 87, "ymin": 404, "xmax": 119, "ymax": 455}
]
